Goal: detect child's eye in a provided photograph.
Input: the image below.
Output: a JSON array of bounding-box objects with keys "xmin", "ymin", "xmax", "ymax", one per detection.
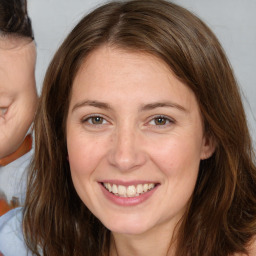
[
  {"xmin": 148, "ymin": 116, "xmax": 174, "ymax": 126},
  {"xmin": 0, "ymin": 107, "xmax": 8, "ymax": 116}
]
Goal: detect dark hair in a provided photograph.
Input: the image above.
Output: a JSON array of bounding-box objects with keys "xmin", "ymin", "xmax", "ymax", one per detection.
[
  {"xmin": 23, "ymin": 0, "xmax": 256, "ymax": 255},
  {"xmin": 0, "ymin": 0, "xmax": 34, "ymax": 39}
]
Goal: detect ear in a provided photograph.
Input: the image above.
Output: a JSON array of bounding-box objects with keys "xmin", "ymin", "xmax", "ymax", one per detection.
[{"xmin": 200, "ymin": 133, "xmax": 216, "ymax": 160}]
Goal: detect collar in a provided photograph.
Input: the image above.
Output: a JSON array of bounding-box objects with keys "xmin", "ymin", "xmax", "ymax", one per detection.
[{"xmin": 0, "ymin": 134, "xmax": 32, "ymax": 167}]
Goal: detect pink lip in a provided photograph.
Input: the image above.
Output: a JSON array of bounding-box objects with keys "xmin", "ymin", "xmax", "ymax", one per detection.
[{"xmin": 100, "ymin": 182, "xmax": 159, "ymax": 207}]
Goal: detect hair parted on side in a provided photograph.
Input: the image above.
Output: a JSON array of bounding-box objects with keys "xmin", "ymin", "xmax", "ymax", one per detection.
[
  {"xmin": 23, "ymin": 0, "xmax": 256, "ymax": 255},
  {"xmin": 0, "ymin": 0, "xmax": 34, "ymax": 39}
]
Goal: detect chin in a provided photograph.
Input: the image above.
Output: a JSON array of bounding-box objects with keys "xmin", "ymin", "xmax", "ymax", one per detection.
[{"xmin": 101, "ymin": 216, "xmax": 153, "ymax": 236}]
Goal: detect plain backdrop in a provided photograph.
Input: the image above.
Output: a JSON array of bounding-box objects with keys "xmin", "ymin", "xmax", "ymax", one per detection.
[{"xmin": 28, "ymin": 0, "xmax": 256, "ymax": 145}]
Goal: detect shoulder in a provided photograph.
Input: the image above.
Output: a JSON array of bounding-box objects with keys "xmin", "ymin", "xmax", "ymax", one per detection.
[
  {"xmin": 233, "ymin": 237, "xmax": 256, "ymax": 256},
  {"xmin": 0, "ymin": 208, "xmax": 33, "ymax": 256},
  {"xmin": 247, "ymin": 236, "xmax": 256, "ymax": 256}
]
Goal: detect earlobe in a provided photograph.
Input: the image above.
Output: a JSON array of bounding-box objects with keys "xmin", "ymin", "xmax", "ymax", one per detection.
[{"xmin": 200, "ymin": 133, "xmax": 216, "ymax": 160}]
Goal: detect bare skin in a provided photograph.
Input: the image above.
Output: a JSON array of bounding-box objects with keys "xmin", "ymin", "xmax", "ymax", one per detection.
[
  {"xmin": 0, "ymin": 37, "xmax": 37, "ymax": 159},
  {"xmin": 66, "ymin": 46, "xmax": 215, "ymax": 256}
]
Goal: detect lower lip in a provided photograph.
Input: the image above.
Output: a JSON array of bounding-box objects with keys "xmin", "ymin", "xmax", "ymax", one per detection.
[{"xmin": 100, "ymin": 183, "xmax": 158, "ymax": 206}]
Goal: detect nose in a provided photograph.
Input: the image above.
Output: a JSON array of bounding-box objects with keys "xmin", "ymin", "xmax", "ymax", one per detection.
[{"xmin": 107, "ymin": 126, "xmax": 147, "ymax": 172}]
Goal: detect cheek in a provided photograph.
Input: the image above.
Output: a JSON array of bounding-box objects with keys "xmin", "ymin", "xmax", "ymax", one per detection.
[
  {"xmin": 67, "ymin": 134, "xmax": 108, "ymax": 208},
  {"xmin": 150, "ymin": 136, "xmax": 202, "ymax": 212},
  {"xmin": 67, "ymin": 134, "xmax": 106, "ymax": 177},
  {"xmin": 9, "ymin": 104, "xmax": 33, "ymax": 137},
  {"xmin": 67, "ymin": 137, "xmax": 95, "ymax": 197},
  {"xmin": 7, "ymin": 91, "xmax": 37, "ymax": 127},
  {"xmin": 148, "ymin": 135, "xmax": 202, "ymax": 179},
  {"xmin": 0, "ymin": 100, "xmax": 35, "ymax": 157}
]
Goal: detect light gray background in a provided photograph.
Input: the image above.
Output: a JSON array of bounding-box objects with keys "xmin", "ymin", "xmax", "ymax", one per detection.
[{"xmin": 28, "ymin": 0, "xmax": 256, "ymax": 145}]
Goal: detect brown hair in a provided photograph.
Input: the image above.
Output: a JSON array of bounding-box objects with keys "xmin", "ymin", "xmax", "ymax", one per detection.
[
  {"xmin": 23, "ymin": 0, "xmax": 256, "ymax": 255},
  {"xmin": 0, "ymin": 0, "xmax": 33, "ymax": 39}
]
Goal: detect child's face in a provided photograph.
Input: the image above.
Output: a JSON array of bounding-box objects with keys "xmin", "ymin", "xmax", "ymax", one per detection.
[{"xmin": 0, "ymin": 39, "xmax": 37, "ymax": 158}]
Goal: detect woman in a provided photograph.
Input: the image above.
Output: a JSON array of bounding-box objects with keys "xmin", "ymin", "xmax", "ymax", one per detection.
[
  {"xmin": 0, "ymin": 0, "xmax": 37, "ymax": 213},
  {"xmin": 1, "ymin": 0, "xmax": 256, "ymax": 255}
]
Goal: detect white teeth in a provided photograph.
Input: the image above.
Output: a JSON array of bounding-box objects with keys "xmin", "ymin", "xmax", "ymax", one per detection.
[
  {"xmin": 107, "ymin": 183, "xmax": 112, "ymax": 193},
  {"xmin": 127, "ymin": 185, "xmax": 136, "ymax": 197},
  {"xmin": 103, "ymin": 182, "xmax": 156, "ymax": 197},
  {"xmin": 143, "ymin": 184, "xmax": 149, "ymax": 192},
  {"xmin": 136, "ymin": 184, "xmax": 143, "ymax": 194},
  {"xmin": 112, "ymin": 184, "xmax": 118, "ymax": 194},
  {"xmin": 118, "ymin": 185, "xmax": 126, "ymax": 196},
  {"xmin": 148, "ymin": 183, "xmax": 154, "ymax": 190}
]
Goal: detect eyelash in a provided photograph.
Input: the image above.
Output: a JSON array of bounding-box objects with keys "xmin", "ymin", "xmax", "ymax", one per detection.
[
  {"xmin": 147, "ymin": 115, "xmax": 175, "ymax": 128},
  {"xmin": 0, "ymin": 107, "xmax": 8, "ymax": 116},
  {"xmin": 81, "ymin": 114, "xmax": 109, "ymax": 126},
  {"xmin": 81, "ymin": 114, "xmax": 174, "ymax": 128}
]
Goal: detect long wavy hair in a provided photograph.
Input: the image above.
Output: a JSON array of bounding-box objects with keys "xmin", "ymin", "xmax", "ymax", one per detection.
[{"xmin": 23, "ymin": 0, "xmax": 256, "ymax": 255}]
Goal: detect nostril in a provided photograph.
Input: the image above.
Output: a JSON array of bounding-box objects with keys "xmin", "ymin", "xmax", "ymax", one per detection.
[{"xmin": 108, "ymin": 131, "xmax": 147, "ymax": 171}]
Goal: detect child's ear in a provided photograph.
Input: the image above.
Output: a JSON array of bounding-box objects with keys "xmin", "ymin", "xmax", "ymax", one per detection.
[{"xmin": 200, "ymin": 133, "xmax": 216, "ymax": 160}]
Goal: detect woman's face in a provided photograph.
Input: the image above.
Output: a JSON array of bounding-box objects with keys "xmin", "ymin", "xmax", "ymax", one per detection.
[
  {"xmin": 0, "ymin": 38, "xmax": 37, "ymax": 158},
  {"xmin": 66, "ymin": 46, "xmax": 215, "ymax": 236}
]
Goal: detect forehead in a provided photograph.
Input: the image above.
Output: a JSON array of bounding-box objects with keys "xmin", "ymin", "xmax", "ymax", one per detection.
[
  {"xmin": 0, "ymin": 34, "xmax": 33, "ymax": 50},
  {"xmin": 74, "ymin": 46, "xmax": 176, "ymax": 89},
  {"xmin": 70, "ymin": 46, "xmax": 198, "ymax": 110},
  {"xmin": 0, "ymin": 39, "xmax": 36, "ymax": 93}
]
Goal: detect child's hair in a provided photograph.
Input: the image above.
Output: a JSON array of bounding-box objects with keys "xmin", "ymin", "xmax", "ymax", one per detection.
[{"xmin": 0, "ymin": 0, "xmax": 33, "ymax": 39}]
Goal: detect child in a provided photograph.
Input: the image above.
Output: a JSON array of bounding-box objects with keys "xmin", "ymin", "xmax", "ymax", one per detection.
[{"xmin": 0, "ymin": 0, "xmax": 37, "ymax": 215}]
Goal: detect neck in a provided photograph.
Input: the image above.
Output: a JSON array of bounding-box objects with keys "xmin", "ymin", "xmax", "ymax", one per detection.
[
  {"xmin": 0, "ymin": 134, "xmax": 32, "ymax": 166},
  {"xmin": 110, "ymin": 222, "xmax": 178, "ymax": 256}
]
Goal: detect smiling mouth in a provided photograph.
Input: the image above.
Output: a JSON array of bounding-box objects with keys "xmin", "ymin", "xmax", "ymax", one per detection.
[{"xmin": 102, "ymin": 182, "xmax": 158, "ymax": 197}]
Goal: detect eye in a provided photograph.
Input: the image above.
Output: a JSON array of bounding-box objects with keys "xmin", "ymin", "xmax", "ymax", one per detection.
[
  {"xmin": 82, "ymin": 115, "xmax": 108, "ymax": 125},
  {"xmin": 148, "ymin": 115, "xmax": 174, "ymax": 126},
  {"xmin": 153, "ymin": 117, "xmax": 168, "ymax": 125},
  {"xmin": 0, "ymin": 107, "xmax": 8, "ymax": 116}
]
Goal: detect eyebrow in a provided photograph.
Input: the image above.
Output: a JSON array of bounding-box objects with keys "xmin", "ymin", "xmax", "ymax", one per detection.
[
  {"xmin": 140, "ymin": 102, "xmax": 188, "ymax": 112},
  {"xmin": 72, "ymin": 100, "xmax": 187, "ymax": 113},
  {"xmin": 72, "ymin": 100, "xmax": 111, "ymax": 112}
]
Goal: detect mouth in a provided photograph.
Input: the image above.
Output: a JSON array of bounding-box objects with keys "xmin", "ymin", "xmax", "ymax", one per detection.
[{"xmin": 102, "ymin": 182, "xmax": 158, "ymax": 198}]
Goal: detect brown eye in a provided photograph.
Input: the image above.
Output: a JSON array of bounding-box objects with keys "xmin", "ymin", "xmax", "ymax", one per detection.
[
  {"xmin": 148, "ymin": 115, "xmax": 174, "ymax": 127},
  {"xmin": 82, "ymin": 115, "xmax": 109, "ymax": 127},
  {"xmin": 154, "ymin": 117, "xmax": 167, "ymax": 125},
  {"xmin": 90, "ymin": 116, "xmax": 104, "ymax": 124}
]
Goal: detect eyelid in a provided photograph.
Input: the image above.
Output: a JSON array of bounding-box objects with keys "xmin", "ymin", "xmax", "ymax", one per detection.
[
  {"xmin": 146, "ymin": 115, "xmax": 175, "ymax": 127},
  {"xmin": 0, "ymin": 95, "xmax": 13, "ymax": 106},
  {"xmin": 81, "ymin": 114, "xmax": 110, "ymax": 125},
  {"xmin": 0, "ymin": 107, "xmax": 8, "ymax": 116}
]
